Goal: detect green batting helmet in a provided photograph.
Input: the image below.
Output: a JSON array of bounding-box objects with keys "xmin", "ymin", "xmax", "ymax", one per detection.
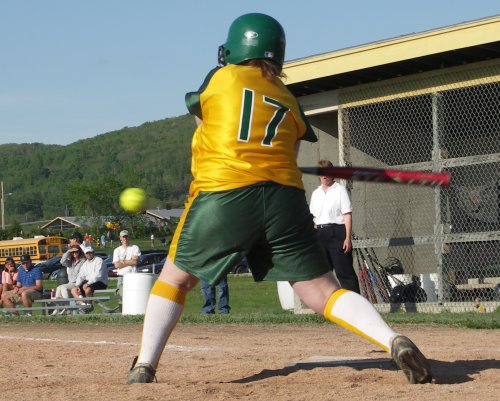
[{"xmin": 218, "ymin": 13, "xmax": 286, "ymax": 66}]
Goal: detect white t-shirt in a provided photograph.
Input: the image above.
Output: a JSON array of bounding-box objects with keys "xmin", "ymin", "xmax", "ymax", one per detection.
[
  {"xmin": 309, "ymin": 182, "xmax": 352, "ymax": 225},
  {"xmin": 112, "ymin": 245, "xmax": 141, "ymax": 276}
]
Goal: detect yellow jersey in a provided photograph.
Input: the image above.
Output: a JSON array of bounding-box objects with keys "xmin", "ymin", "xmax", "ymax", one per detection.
[{"xmin": 185, "ymin": 64, "xmax": 317, "ymax": 194}]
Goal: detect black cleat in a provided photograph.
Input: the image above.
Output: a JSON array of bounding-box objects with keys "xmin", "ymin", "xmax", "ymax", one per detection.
[
  {"xmin": 126, "ymin": 356, "xmax": 157, "ymax": 384},
  {"xmin": 391, "ymin": 335, "xmax": 434, "ymax": 384}
]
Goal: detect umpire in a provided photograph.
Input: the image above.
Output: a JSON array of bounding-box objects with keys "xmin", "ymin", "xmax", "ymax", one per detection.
[{"xmin": 309, "ymin": 160, "xmax": 360, "ymax": 293}]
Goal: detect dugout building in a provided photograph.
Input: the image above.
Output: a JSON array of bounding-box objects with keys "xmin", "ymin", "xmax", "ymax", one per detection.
[{"xmin": 286, "ymin": 15, "xmax": 500, "ymax": 312}]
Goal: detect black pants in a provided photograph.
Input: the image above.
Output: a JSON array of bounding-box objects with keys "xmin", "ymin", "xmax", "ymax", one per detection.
[{"xmin": 317, "ymin": 224, "xmax": 360, "ymax": 293}]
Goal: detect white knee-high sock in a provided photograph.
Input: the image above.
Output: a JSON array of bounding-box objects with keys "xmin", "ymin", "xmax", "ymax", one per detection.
[
  {"xmin": 324, "ymin": 289, "xmax": 397, "ymax": 352},
  {"xmin": 136, "ymin": 280, "xmax": 186, "ymax": 369}
]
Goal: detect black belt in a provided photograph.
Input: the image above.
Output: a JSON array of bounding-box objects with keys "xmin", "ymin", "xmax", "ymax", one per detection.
[{"xmin": 316, "ymin": 223, "xmax": 337, "ymax": 229}]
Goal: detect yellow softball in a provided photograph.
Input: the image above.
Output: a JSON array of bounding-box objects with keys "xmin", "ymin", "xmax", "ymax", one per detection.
[{"xmin": 119, "ymin": 187, "xmax": 147, "ymax": 213}]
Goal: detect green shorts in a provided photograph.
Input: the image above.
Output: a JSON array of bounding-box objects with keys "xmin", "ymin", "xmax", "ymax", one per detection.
[{"xmin": 169, "ymin": 182, "xmax": 330, "ymax": 285}]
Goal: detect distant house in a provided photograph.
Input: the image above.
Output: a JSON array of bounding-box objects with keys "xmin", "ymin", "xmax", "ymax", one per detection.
[
  {"xmin": 144, "ymin": 209, "xmax": 184, "ymax": 226},
  {"xmin": 40, "ymin": 216, "xmax": 96, "ymax": 231},
  {"xmin": 40, "ymin": 209, "xmax": 184, "ymax": 232}
]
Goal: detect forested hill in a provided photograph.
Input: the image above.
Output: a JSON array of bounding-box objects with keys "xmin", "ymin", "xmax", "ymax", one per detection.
[{"xmin": 0, "ymin": 114, "xmax": 196, "ymax": 223}]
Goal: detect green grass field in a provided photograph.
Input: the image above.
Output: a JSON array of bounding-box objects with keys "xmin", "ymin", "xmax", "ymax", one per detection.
[{"xmin": 2, "ymin": 275, "xmax": 499, "ymax": 328}]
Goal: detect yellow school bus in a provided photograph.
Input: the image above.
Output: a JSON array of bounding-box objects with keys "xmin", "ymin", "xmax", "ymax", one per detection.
[{"xmin": 0, "ymin": 236, "xmax": 70, "ymax": 265}]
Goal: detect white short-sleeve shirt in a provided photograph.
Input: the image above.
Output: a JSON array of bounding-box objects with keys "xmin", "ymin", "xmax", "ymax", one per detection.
[
  {"xmin": 112, "ymin": 245, "xmax": 141, "ymax": 276},
  {"xmin": 309, "ymin": 182, "xmax": 352, "ymax": 225}
]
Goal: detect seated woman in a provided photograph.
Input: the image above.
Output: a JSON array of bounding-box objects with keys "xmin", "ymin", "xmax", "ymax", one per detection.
[
  {"xmin": 1, "ymin": 257, "xmax": 19, "ymax": 307},
  {"xmin": 51, "ymin": 244, "xmax": 85, "ymax": 315}
]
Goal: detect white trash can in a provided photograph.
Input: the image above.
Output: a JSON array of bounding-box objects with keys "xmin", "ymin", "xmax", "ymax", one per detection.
[
  {"xmin": 277, "ymin": 281, "xmax": 295, "ymax": 310},
  {"xmin": 122, "ymin": 273, "xmax": 157, "ymax": 315}
]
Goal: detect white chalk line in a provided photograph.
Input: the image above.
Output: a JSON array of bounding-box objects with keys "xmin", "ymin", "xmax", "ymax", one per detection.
[{"xmin": 0, "ymin": 335, "xmax": 213, "ymax": 352}]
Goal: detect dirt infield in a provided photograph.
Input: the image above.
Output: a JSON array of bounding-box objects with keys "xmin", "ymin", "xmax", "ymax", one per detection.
[{"xmin": 1, "ymin": 323, "xmax": 498, "ymax": 400}]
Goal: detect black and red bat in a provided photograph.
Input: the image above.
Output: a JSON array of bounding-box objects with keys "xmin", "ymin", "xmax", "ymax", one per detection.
[
  {"xmin": 361, "ymin": 249, "xmax": 390, "ymax": 303},
  {"xmin": 354, "ymin": 248, "xmax": 377, "ymax": 303},
  {"xmin": 300, "ymin": 166, "xmax": 451, "ymax": 187}
]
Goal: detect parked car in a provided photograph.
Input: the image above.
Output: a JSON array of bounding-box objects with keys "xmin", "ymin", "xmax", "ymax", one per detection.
[
  {"xmin": 135, "ymin": 252, "xmax": 168, "ymax": 274},
  {"xmin": 94, "ymin": 252, "xmax": 109, "ymax": 259},
  {"xmin": 137, "ymin": 255, "xmax": 250, "ymax": 276},
  {"xmin": 107, "ymin": 251, "xmax": 168, "ymax": 276},
  {"xmin": 99, "ymin": 254, "xmax": 116, "ymax": 277},
  {"xmin": 231, "ymin": 257, "xmax": 250, "ymax": 274},
  {"xmin": 35, "ymin": 256, "xmax": 64, "ymax": 279}
]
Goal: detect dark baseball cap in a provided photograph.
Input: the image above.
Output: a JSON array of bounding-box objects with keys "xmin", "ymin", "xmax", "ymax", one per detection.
[
  {"xmin": 70, "ymin": 232, "xmax": 84, "ymax": 242},
  {"xmin": 20, "ymin": 254, "xmax": 31, "ymax": 262}
]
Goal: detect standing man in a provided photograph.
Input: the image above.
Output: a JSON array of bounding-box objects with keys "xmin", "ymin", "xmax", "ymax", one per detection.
[
  {"xmin": 113, "ymin": 230, "xmax": 141, "ymax": 296},
  {"xmin": 1, "ymin": 254, "xmax": 43, "ymax": 315},
  {"xmin": 107, "ymin": 230, "xmax": 114, "ymax": 248},
  {"xmin": 200, "ymin": 276, "xmax": 230, "ymax": 314},
  {"xmin": 309, "ymin": 160, "xmax": 360, "ymax": 293}
]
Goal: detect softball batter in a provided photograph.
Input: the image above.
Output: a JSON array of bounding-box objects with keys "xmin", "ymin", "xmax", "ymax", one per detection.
[{"xmin": 127, "ymin": 13, "xmax": 434, "ymax": 385}]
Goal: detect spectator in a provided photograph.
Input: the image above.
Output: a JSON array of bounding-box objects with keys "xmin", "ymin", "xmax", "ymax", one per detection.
[
  {"xmin": 107, "ymin": 230, "xmax": 114, "ymax": 248},
  {"xmin": 1, "ymin": 257, "xmax": 18, "ymax": 307},
  {"xmin": 150, "ymin": 233, "xmax": 155, "ymax": 248},
  {"xmin": 200, "ymin": 276, "xmax": 230, "ymax": 314},
  {"xmin": 1, "ymin": 254, "xmax": 43, "ymax": 316},
  {"xmin": 113, "ymin": 230, "xmax": 141, "ymax": 300},
  {"xmin": 71, "ymin": 246, "xmax": 108, "ymax": 313},
  {"xmin": 70, "ymin": 231, "xmax": 84, "ymax": 251},
  {"xmin": 101, "ymin": 234, "xmax": 107, "ymax": 248},
  {"xmin": 51, "ymin": 244, "xmax": 85, "ymax": 315},
  {"xmin": 84, "ymin": 233, "xmax": 94, "ymax": 247}
]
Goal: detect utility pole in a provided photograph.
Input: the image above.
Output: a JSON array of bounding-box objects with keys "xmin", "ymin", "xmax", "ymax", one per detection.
[
  {"xmin": 1, "ymin": 181, "xmax": 12, "ymax": 231},
  {"xmin": 1, "ymin": 181, "xmax": 4, "ymax": 230}
]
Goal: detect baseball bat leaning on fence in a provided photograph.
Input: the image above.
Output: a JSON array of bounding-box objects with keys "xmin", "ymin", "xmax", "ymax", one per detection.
[
  {"xmin": 365, "ymin": 247, "xmax": 404, "ymax": 290},
  {"xmin": 358, "ymin": 248, "xmax": 391, "ymax": 302},
  {"xmin": 354, "ymin": 248, "xmax": 377, "ymax": 303},
  {"xmin": 354, "ymin": 248, "xmax": 370, "ymax": 301},
  {"xmin": 359, "ymin": 248, "xmax": 387, "ymax": 303},
  {"xmin": 360, "ymin": 248, "xmax": 390, "ymax": 303},
  {"xmin": 365, "ymin": 248, "xmax": 392, "ymax": 294},
  {"xmin": 352, "ymin": 234, "xmax": 390, "ymax": 302},
  {"xmin": 300, "ymin": 166, "xmax": 451, "ymax": 187}
]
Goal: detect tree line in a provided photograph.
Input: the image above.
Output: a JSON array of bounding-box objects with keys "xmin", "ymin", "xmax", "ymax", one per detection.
[{"xmin": 0, "ymin": 113, "xmax": 196, "ymax": 238}]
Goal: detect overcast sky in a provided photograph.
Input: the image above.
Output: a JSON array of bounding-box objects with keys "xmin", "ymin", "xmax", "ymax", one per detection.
[{"xmin": 1, "ymin": 0, "xmax": 498, "ymax": 145}]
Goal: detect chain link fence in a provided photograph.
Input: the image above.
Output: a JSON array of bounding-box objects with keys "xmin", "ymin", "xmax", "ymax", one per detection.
[{"xmin": 331, "ymin": 61, "xmax": 500, "ymax": 312}]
